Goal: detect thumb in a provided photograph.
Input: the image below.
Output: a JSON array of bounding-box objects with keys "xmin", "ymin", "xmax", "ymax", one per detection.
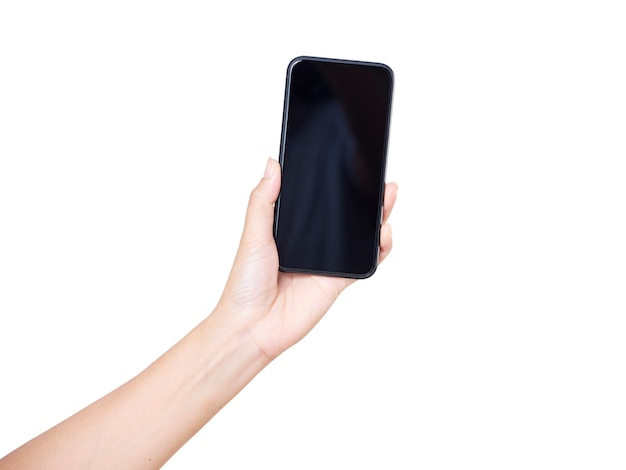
[{"xmin": 241, "ymin": 158, "xmax": 281, "ymax": 246}]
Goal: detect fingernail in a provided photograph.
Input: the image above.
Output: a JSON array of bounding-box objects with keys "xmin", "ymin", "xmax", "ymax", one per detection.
[{"xmin": 263, "ymin": 158, "xmax": 274, "ymax": 178}]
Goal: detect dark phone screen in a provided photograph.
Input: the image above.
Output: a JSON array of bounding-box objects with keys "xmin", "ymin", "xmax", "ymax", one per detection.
[{"xmin": 274, "ymin": 57, "xmax": 393, "ymax": 278}]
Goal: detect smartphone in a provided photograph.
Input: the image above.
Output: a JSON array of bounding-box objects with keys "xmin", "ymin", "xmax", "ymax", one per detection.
[{"xmin": 273, "ymin": 56, "xmax": 394, "ymax": 278}]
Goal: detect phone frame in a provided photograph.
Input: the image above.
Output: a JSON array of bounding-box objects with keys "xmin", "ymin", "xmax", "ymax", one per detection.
[{"xmin": 274, "ymin": 55, "xmax": 394, "ymax": 279}]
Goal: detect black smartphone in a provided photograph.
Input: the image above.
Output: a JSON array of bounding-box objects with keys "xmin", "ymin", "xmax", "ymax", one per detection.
[{"xmin": 273, "ymin": 56, "xmax": 394, "ymax": 279}]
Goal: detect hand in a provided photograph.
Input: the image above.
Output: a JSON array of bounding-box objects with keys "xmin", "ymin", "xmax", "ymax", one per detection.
[{"xmin": 217, "ymin": 158, "xmax": 398, "ymax": 360}]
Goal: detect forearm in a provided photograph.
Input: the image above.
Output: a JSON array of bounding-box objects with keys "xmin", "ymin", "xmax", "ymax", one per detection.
[{"xmin": 0, "ymin": 308, "xmax": 270, "ymax": 469}]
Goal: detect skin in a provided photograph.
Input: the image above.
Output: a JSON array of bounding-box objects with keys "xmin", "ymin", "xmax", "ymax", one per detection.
[{"xmin": 0, "ymin": 158, "xmax": 398, "ymax": 469}]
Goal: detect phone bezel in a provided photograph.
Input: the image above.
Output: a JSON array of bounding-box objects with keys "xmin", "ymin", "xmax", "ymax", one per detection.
[{"xmin": 273, "ymin": 55, "xmax": 394, "ymax": 279}]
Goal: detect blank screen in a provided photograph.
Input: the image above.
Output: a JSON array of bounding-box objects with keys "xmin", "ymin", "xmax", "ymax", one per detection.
[{"xmin": 274, "ymin": 57, "xmax": 393, "ymax": 278}]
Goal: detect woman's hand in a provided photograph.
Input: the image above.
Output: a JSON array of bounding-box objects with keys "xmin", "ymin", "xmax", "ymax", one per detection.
[{"xmin": 0, "ymin": 157, "xmax": 398, "ymax": 470}]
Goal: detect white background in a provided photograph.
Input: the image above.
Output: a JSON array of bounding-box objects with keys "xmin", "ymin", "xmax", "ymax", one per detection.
[{"xmin": 1, "ymin": 1, "xmax": 625, "ymax": 468}]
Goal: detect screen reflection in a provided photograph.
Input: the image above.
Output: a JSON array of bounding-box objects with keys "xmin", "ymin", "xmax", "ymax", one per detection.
[{"xmin": 275, "ymin": 58, "xmax": 393, "ymax": 278}]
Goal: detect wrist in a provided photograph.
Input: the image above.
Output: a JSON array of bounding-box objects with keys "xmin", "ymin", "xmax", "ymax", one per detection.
[{"xmin": 195, "ymin": 308, "xmax": 272, "ymax": 401}]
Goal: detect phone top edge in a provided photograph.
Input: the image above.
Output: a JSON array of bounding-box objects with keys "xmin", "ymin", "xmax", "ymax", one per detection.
[{"xmin": 287, "ymin": 55, "xmax": 394, "ymax": 79}]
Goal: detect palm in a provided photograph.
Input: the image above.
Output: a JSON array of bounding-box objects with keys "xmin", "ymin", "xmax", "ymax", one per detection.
[{"xmin": 270, "ymin": 271, "xmax": 352, "ymax": 353}]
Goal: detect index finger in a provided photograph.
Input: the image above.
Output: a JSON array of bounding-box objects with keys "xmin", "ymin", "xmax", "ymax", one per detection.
[{"xmin": 382, "ymin": 182, "xmax": 398, "ymax": 225}]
